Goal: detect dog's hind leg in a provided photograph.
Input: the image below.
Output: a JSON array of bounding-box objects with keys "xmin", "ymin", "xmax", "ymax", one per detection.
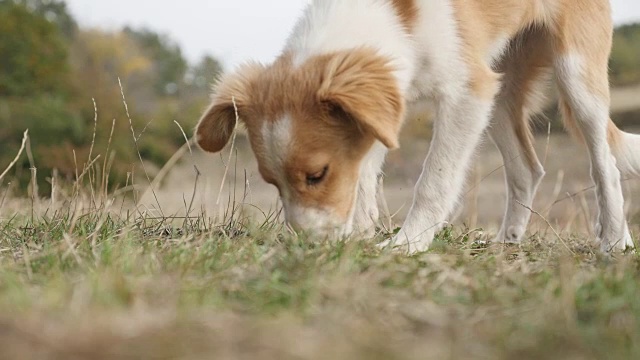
[
  {"xmin": 553, "ymin": 1, "xmax": 633, "ymax": 251},
  {"xmin": 488, "ymin": 29, "xmax": 551, "ymax": 244}
]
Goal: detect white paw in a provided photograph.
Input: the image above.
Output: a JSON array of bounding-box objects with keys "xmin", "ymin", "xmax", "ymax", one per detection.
[
  {"xmin": 378, "ymin": 229, "xmax": 434, "ymax": 254},
  {"xmin": 598, "ymin": 225, "xmax": 634, "ymax": 252},
  {"xmin": 491, "ymin": 225, "xmax": 525, "ymax": 244},
  {"xmin": 624, "ymin": 231, "xmax": 635, "ymax": 249},
  {"xmin": 355, "ymin": 223, "xmax": 377, "ymax": 238},
  {"xmin": 352, "ymin": 205, "xmax": 379, "ymax": 238}
]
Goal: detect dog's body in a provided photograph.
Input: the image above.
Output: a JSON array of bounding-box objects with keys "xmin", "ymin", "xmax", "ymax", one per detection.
[{"xmin": 197, "ymin": 0, "xmax": 640, "ymax": 253}]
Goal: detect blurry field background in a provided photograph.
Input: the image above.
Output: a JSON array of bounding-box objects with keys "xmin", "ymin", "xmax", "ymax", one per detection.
[{"xmin": 1, "ymin": 1, "xmax": 640, "ymax": 359}]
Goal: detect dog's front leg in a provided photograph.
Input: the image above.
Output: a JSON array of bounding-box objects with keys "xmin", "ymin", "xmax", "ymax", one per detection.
[
  {"xmin": 389, "ymin": 92, "xmax": 498, "ymax": 253},
  {"xmin": 352, "ymin": 142, "xmax": 388, "ymax": 237}
]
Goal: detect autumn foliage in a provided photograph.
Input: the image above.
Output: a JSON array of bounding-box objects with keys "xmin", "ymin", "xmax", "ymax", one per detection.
[
  {"xmin": 0, "ymin": 0, "xmax": 223, "ymax": 194},
  {"xmin": 0, "ymin": 0, "xmax": 638, "ymax": 194}
]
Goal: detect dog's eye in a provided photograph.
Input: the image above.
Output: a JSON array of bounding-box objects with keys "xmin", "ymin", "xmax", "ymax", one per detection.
[{"xmin": 306, "ymin": 166, "xmax": 328, "ymax": 186}]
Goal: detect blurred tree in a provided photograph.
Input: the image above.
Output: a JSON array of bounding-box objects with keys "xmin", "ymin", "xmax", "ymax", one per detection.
[
  {"xmin": 0, "ymin": 1, "xmax": 228, "ymax": 194},
  {"xmin": 610, "ymin": 23, "xmax": 640, "ymax": 86},
  {"xmin": 124, "ymin": 27, "xmax": 189, "ymax": 96},
  {"xmin": 0, "ymin": 0, "xmax": 84, "ymax": 193},
  {"xmin": 145, "ymin": 54, "xmax": 224, "ymax": 152},
  {"xmin": 67, "ymin": 29, "xmax": 163, "ymax": 183},
  {"xmin": 0, "ymin": 1, "xmax": 70, "ymax": 96},
  {"xmin": 4, "ymin": 0, "xmax": 78, "ymax": 38},
  {"xmin": 188, "ymin": 55, "xmax": 224, "ymax": 92}
]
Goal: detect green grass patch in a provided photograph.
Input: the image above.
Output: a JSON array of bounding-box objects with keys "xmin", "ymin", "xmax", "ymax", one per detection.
[{"xmin": 0, "ymin": 205, "xmax": 639, "ymax": 359}]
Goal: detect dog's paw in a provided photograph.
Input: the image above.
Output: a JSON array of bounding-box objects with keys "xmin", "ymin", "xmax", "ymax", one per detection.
[
  {"xmin": 378, "ymin": 229, "xmax": 433, "ymax": 255},
  {"xmin": 598, "ymin": 226, "xmax": 635, "ymax": 253},
  {"xmin": 491, "ymin": 225, "xmax": 525, "ymax": 244}
]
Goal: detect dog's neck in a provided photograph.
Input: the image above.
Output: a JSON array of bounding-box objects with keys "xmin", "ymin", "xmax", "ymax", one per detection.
[{"xmin": 283, "ymin": 0, "xmax": 417, "ymax": 95}]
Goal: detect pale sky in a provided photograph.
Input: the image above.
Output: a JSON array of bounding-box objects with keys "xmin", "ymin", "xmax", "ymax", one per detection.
[{"xmin": 65, "ymin": 0, "xmax": 640, "ymax": 69}]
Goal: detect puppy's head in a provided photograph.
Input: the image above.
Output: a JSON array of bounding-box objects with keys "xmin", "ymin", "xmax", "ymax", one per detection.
[{"xmin": 196, "ymin": 47, "xmax": 404, "ymax": 236}]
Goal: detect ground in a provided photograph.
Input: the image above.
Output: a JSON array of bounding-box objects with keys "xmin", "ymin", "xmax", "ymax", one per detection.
[
  {"xmin": 0, "ymin": 206, "xmax": 639, "ymax": 359},
  {"xmin": 145, "ymin": 131, "xmax": 640, "ymax": 234},
  {"xmin": 1, "ymin": 130, "xmax": 640, "ymax": 359}
]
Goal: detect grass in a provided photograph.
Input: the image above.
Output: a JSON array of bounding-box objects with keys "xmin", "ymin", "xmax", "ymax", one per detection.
[
  {"xmin": 0, "ymin": 195, "xmax": 639, "ymax": 359},
  {"xmin": 1, "ymin": 87, "xmax": 639, "ymax": 359}
]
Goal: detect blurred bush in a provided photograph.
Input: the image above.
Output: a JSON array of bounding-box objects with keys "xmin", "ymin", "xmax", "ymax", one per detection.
[
  {"xmin": 611, "ymin": 23, "xmax": 640, "ymax": 87},
  {"xmin": 0, "ymin": 3, "xmax": 69, "ymax": 97},
  {"xmin": 0, "ymin": 0, "xmax": 636, "ymax": 194},
  {"xmin": 0, "ymin": 0, "xmax": 223, "ymax": 195}
]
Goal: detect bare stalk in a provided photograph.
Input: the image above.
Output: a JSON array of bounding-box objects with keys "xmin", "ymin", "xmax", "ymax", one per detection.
[
  {"xmin": 0, "ymin": 130, "xmax": 29, "ymax": 183},
  {"xmin": 216, "ymin": 97, "xmax": 240, "ymax": 206},
  {"xmin": 516, "ymin": 200, "xmax": 575, "ymax": 255},
  {"xmin": 118, "ymin": 77, "xmax": 165, "ymax": 218}
]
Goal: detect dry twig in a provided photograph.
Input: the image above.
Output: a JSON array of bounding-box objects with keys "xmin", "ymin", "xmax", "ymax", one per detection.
[{"xmin": 0, "ymin": 130, "xmax": 29, "ymax": 183}]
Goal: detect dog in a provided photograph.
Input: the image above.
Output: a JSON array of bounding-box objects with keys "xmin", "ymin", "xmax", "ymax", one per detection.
[{"xmin": 196, "ymin": 0, "xmax": 640, "ymax": 253}]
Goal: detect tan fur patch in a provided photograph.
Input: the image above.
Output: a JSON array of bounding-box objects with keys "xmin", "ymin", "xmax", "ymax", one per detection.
[
  {"xmin": 552, "ymin": 0, "xmax": 613, "ymax": 102},
  {"xmin": 549, "ymin": 0, "xmax": 615, "ymax": 148},
  {"xmin": 236, "ymin": 48, "xmax": 404, "ymax": 215},
  {"xmin": 560, "ymin": 101, "xmax": 623, "ymax": 156},
  {"xmin": 390, "ymin": 0, "xmax": 418, "ymax": 32},
  {"xmin": 450, "ymin": 0, "xmax": 527, "ymax": 99},
  {"xmin": 195, "ymin": 62, "xmax": 265, "ymax": 153},
  {"xmin": 284, "ymin": 119, "xmax": 375, "ymax": 217},
  {"xmin": 450, "ymin": 0, "xmax": 615, "ymax": 156},
  {"xmin": 317, "ymin": 48, "xmax": 405, "ymax": 149},
  {"xmin": 494, "ymin": 27, "xmax": 553, "ymax": 169},
  {"xmin": 607, "ymin": 119, "xmax": 622, "ymax": 149}
]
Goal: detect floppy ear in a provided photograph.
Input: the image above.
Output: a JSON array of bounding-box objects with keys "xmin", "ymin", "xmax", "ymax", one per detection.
[
  {"xmin": 195, "ymin": 62, "xmax": 264, "ymax": 153},
  {"xmin": 317, "ymin": 48, "xmax": 405, "ymax": 149}
]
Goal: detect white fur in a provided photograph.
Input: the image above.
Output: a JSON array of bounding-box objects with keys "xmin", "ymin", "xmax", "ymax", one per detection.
[
  {"xmin": 281, "ymin": 0, "xmax": 503, "ymax": 250},
  {"xmin": 555, "ymin": 54, "xmax": 632, "ymax": 251},
  {"xmin": 383, "ymin": 0, "xmax": 503, "ymax": 251},
  {"xmin": 389, "ymin": 94, "xmax": 499, "ymax": 252},
  {"xmin": 272, "ymin": 0, "xmax": 417, "ymax": 237},
  {"xmin": 262, "ymin": 115, "xmax": 353, "ymax": 235},
  {"xmin": 489, "ymin": 95, "xmax": 545, "ymax": 244},
  {"xmin": 407, "ymin": 0, "xmax": 469, "ymax": 101},
  {"xmin": 286, "ymin": 0, "xmax": 416, "ymax": 93},
  {"xmin": 486, "ymin": 35, "xmax": 511, "ymax": 66},
  {"xmin": 353, "ymin": 141, "xmax": 388, "ymax": 236},
  {"xmin": 489, "ymin": 62, "xmax": 551, "ymax": 244},
  {"xmin": 614, "ymin": 132, "xmax": 640, "ymax": 178},
  {"xmin": 284, "ymin": 203, "xmax": 348, "ymax": 236},
  {"xmin": 261, "ymin": 116, "xmax": 292, "ymax": 188},
  {"xmin": 251, "ymin": 0, "xmax": 639, "ymax": 253}
]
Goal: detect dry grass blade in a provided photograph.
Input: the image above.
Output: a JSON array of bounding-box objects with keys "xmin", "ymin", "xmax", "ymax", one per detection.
[
  {"xmin": 216, "ymin": 97, "xmax": 240, "ymax": 206},
  {"xmin": 543, "ymin": 121, "xmax": 552, "ymax": 167},
  {"xmin": 50, "ymin": 168, "xmax": 57, "ymax": 208},
  {"xmin": 76, "ymin": 155, "xmax": 102, "ymax": 183},
  {"xmin": 118, "ymin": 77, "xmax": 165, "ymax": 218},
  {"xmin": 21, "ymin": 244, "xmax": 33, "ymax": 281},
  {"xmin": 174, "ymin": 121, "xmax": 194, "ymax": 156},
  {"xmin": 377, "ymin": 176, "xmax": 393, "ymax": 231},
  {"xmin": 87, "ymin": 98, "xmax": 98, "ymax": 167},
  {"xmin": 516, "ymin": 200, "xmax": 575, "ymax": 254},
  {"xmin": 29, "ymin": 167, "xmax": 38, "ymax": 219},
  {"xmin": 62, "ymin": 234, "xmax": 83, "ymax": 266},
  {"xmin": 0, "ymin": 130, "xmax": 29, "ymax": 183},
  {"xmin": 101, "ymin": 119, "xmax": 117, "ymax": 197},
  {"xmin": 174, "ymin": 120, "xmax": 201, "ymax": 228},
  {"xmin": 0, "ymin": 151, "xmax": 639, "ymax": 360},
  {"xmin": 143, "ymin": 141, "xmax": 192, "ymax": 198},
  {"xmin": 142, "ymin": 121, "xmax": 196, "ymax": 200}
]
